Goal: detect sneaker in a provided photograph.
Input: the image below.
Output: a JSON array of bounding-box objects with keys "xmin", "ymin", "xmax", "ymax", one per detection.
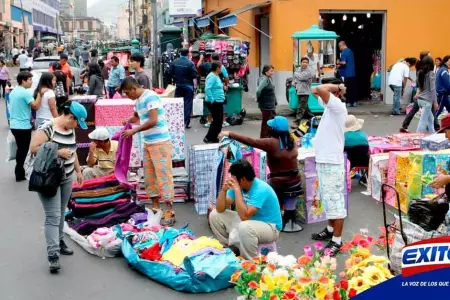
[
  {"xmin": 399, "ymin": 128, "xmax": 409, "ymax": 133},
  {"xmin": 324, "ymin": 240, "xmax": 342, "ymax": 257},
  {"xmin": 204, "ymin": 122, "xmax": 211, "ymax": 128},
  {"xmin": 48, "ymin": 256, "xmax": 61, "ymax": 273},
  {"xmin": 311, "ymin": 228, "xmax": 333, "ymax": 241},
  {"xmin": 160, "ymin": 210, "xmax": 176, "ymax": 226},
  {"xmin": 222, "ymin": 121, "xmax": 230, "ymax": 128}
]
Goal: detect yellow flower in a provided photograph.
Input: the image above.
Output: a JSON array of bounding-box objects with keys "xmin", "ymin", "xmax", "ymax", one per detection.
[
  {"xmin": 281, "ymin": 279, "xmax": 295, "ymax": 292},
  {"xmin": 363, "ymin": 266, "xmax": 385, "ymax": 285},
  {"xmin": 367, "ymin": 255, "xmax": 389, "ymax": 265},
  {"xmin": 375, "ymin": 265, "xmax": 394, "ymax": 279},
  {"xmin": 354, "ymin": 248, "xmax": 371, "ymax": 259},
  {"xmin": 291, "ymin": 284, "xmax": 304, "ymax": 293},
  {"xmin": 256, "ymin": 288, "xmax": 263, "ymax": 298},
  {"xmin": 349, "ymin": 277, "xmax": 365, "ymax": 290},
  {"xmin": 315, "ymin": 286, "xmax": 328, "ymax": 300},
  {"xmin": 261, "ymin": 274, "xmax": 276, "ymax": 292}
]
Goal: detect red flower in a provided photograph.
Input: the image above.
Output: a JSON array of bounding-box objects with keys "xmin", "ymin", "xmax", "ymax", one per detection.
[
  {"xmin": 358, "ymin": 239, "xmax": 370, "ymax": 249},
  {"xmin": 248, "ymin": 281, "xmax": 258, "ymax": 289},
  {"xmin": 270, "ymin": 295, "xmax": 280, "ymax": 300},
  {"xmin": 284, "ymin": 290, "xmax": 297, "ymax": 299},
  {"xmin": 340, "ymin": 280, "xmax": 349, "ymax": 290},
  {"xmin": 333, "ymin": 290, "xmax": 341, "ymax": 300},
  {"xmin": 248, "ymin": 264, "xmax": 257, "ymax": 273},
  {"xmin": 348, "ymin": 288, "xmax": 358, "ymax": 298},
  {"xmin": 341, "ymin": 242, "xmax": 353, "ymax": 252},
  {"xmin": 352, "ymin": 234, "xmax": 364, "ymax": 244}
]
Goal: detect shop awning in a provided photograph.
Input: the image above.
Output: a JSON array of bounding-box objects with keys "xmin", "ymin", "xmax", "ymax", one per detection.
[
  {"xmin": 172, "ymin": 18, "xmax": 195, "ymax": 28},
  {"xmin": 219, "ymin": 0, "xmax": 271, "ymax": 29},
  {"xmin": 195, "ymin": 9, "xmax": 229, "ymax": 28}
]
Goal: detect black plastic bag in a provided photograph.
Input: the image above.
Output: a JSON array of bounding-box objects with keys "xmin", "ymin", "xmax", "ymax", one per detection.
[{"xmin": 408, "ymin": 199, "xmax": 449, "ymax": 231}]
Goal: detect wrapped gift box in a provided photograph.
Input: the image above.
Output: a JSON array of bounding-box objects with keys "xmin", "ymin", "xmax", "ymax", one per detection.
[
  {"xmin": 368, "ymin": 153, "xmax": 390, "ymax": 202},
  {"xmin": 95, "ymin": 99, "xmax": 134, "ymax": 126},
  {"xmin": 421, "ymin": 152, "xmax": 450, "ymax": 198},
  {"xmin": 97, "ymin": 126, "xmax": 142, "ymax": 168},
  {"xmin": 420, "ymin": 134, "xmax": 450, "ymax": 151},
  {"xmin": 72, "ymin": 95, "xmax": 97, "ymax": 125},
  {"xmin": 387, "ymin": 133, "xmax": 426, "ymax": 148},
  {"xmin": 163, "ymin": 98, "xmax": 185, "ymax": 161}
]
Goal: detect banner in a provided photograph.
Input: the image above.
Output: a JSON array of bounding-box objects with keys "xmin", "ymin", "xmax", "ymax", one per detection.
[{"xmin": 168, "ymin": 0, "xmax": 202, "ymax": 17}]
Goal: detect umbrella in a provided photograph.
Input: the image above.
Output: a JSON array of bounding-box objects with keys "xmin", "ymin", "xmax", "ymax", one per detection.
[{"xmin": 41, "ymin": 36, "xmax": 57, "ymax": 41}]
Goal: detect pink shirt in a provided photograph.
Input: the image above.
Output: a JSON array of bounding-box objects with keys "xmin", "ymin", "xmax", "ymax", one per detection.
[{"xmin": 0, "ymin": 66, "xmax": 10, "ymax": 81}]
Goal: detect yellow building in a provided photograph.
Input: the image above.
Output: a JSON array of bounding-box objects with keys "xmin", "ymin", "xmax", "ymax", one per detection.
[{"xmin": 204, "ymin": 0, "xmax": 450, "ymax": 105}]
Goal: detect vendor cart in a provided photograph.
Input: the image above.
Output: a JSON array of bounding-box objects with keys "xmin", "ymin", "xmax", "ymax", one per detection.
[{"xmin": 291, "ymin": 25, "xmax": 338, "ymax": 115}]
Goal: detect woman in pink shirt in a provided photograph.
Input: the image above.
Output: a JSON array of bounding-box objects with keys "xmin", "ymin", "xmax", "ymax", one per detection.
[{"xmin": 0, "ymin": 60, "xmax": 11, "ymax": 98}]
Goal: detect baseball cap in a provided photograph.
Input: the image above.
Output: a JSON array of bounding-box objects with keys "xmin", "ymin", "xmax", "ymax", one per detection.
[
  {"xmin": 88, "ymin": 128, "xmax": 110, "ymax": 141},
  {"xmin": 438, "ymin": 114, "xmax": 450, "ymax": 133},
  {"xmin": 267, "ymin": 116, "xmax": 289, "ymax": 132},
  {"xmin": 67, "ymin": 101, "xmax": 88, "ymax": 130}
]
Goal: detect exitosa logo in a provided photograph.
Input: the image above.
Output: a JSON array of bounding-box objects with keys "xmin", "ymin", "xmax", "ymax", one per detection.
[{"xmin": 401, "ymin": 236, "xmax": 450, "ymax": 277}]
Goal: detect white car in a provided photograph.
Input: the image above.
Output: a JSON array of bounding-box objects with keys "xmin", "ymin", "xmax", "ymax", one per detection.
[{"xmin": 32, "ymin": 56, "xmax": 83, "ymax": 90}]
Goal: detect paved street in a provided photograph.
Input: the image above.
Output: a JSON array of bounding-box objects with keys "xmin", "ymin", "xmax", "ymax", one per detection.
[{"xmin": 0, "ymin": 89, "xmax": 415, "ymax": 300}]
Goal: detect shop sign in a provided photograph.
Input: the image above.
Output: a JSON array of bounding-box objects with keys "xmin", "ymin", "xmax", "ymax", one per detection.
[{"xmin": 168, "ymin": 0, "xmax": 202, "ymax": 17}]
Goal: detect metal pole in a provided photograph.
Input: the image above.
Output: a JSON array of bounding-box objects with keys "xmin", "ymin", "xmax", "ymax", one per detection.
[
  {"xmin": 128, "ymin": 0, "xmax": 132, "ymax": 40},
  {"xmin": 182, "ymin": 18, "xmax": 188, "ymax": 48},
  {"xmin": 19, "ymin": 0, "xmax": 27, "ymax": 48},
  {"xmin": 150, "ymin": 0, "xmax": 157, "ymax": 87},
  {"xmin": 133, "ymin": 0, "xmax": 137, "ymax": 39}
]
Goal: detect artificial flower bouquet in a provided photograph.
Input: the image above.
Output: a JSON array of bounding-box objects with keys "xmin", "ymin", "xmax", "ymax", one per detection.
[{"xmin": 231, "ymin": 230, "xmax": 393, "ymax": 300}]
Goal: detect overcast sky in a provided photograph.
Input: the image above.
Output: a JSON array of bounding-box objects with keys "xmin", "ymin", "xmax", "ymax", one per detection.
[{"xmin": 87, "ymin": 0, "xmax": 127, "ymax": 23}]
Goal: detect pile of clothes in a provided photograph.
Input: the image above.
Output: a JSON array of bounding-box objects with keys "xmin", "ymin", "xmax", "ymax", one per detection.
[{"xmin": 121, "ymin": 226, "xmax": 241, "ymax": 293}]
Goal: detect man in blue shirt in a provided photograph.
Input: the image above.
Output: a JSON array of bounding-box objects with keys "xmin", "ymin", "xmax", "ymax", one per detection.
[
  {"xmin": 209, "ymin": 160, "xmax": 281, "ymax": 259},
  {"xmin": 107, "ymin": 56, "xmax": 126, "ymax": 98},
  {"xmin": 338, "ymin": 41, "xmax": 357, "ymax": 107},
  {"xmin": 9, "ymin": 71, "xmax": 42, "ymax": 181},
  {"xmin": 168, "ymin": 48, "xmax": 197, "ymax": 129}
]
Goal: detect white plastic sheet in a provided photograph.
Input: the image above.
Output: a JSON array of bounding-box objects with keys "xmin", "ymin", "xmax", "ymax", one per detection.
[{"xmin": 6, "ymin": 131, "xmax": 17, "ymax": 162}]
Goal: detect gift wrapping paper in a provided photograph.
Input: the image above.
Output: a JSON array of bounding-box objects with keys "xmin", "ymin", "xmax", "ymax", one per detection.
[
  {"xmin": 369, "ymin": 153, "xmax": 390, "ymax": 202},
  {"xmin": 96, "ymin": 126, "xmax": 142, "ymax": 168},
  {"xmin": 95, "ymin": 99, "xmax": 135, "ymax": 126},
  {"xmin": 162, "ymin": 98, "xmax": 185, "ymax": 161},
  {"xmin": 421, "ymin": 152, "xmax": 450, "ymax": 198}
]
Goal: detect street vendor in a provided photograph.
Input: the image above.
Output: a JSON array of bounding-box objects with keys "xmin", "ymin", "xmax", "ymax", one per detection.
[
  {"xmin": 209, "ymin": 160, "xmax": 282, "ymax": 259},
  {"xmin": 431, "ymin": 114, "xmax": 450, "ymax": 194},
  {"xmin": 219, "ymin": 116, "xmax": 301, "ymax": 203},
  {"xmin": 83, "ymin": 128, "xmax": 118, "ymax": 179}
]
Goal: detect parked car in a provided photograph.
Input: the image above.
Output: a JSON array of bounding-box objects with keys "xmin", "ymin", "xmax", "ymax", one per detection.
[{"xmin": 32, "ymin": 56, "xmax": 82, "ymax": 89}]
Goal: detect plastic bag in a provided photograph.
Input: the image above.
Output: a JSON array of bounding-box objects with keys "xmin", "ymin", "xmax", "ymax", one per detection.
[
  {"xmin": 193, "ymin": 96, "xmax": 204, "ymax": 116},
  {"xmin": 63, "ymin": 223, "xmax": 122, "ymax": 258},
  {"xmin": 408, "ymin": 199, "xmax": 449, "ymax": 231},
  {"xmin": 6, "ymin": 131, "xmax": 17, "ymax": 162},
  {"xmin": 146, "ymin": 208, "xmax": 162, "ymax": 226},
  {"xmin": 24, "ymin": 152, "xmax": 35, "ymax": 181},
  {"xmin": 228, "ymin": 215, "xmax": 242, "ymax": 247}
]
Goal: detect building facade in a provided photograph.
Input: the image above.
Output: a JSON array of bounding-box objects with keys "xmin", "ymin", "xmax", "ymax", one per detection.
[
  {"xmin": 60, "ymin": 0, "xmax": 87, "ymax": 17},
  {"xmin": 0, "ymin": 0, "xmax": 13, "ymax": 52},
  {"xmin": 205, "ymin": 0, "xmax": 450, "ymax": 105},
  {"xmin": 16, "ymin": 0, "xmax": 62, "ymax": 40},
  {"xmin": 116, "ymin": 4, "xmax": 130, "ymax": 40},
  {"xmin": 10, "ymin": 4, "xmax": 33, "ymax": 47},
  {"xmin": 62, "ymin": 16, "xmax": 103, "ymax": 42}
]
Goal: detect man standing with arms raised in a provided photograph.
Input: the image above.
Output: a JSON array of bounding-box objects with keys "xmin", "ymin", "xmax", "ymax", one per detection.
[{"xmin": 311, "ymin": 80, "xmax": 348, "ymax": 256}]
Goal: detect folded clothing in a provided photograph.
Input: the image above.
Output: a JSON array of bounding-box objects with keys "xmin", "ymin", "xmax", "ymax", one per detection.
[
  {"xmin": 69, "ymin": 198, "xmax": 130, "ymax": 218},
  {"xmin": 73, "ymin": 174, "xmax": 118, "ymax": 191},
  {"xmin": 71, "ymin": 202, "xmax": 145, "ymax": 235},
  {"xmin": 72, "ymin": 184, "xmax": 128, "ymax": 199},
  {"xmin": 73, "ymin": 191, "xmax": 131, "ymax": 204}
]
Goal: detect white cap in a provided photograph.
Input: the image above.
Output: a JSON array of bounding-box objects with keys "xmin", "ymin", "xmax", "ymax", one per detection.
[{"xmin": 88, "ymin": 128, "xmax": 110, "ymax": 141}]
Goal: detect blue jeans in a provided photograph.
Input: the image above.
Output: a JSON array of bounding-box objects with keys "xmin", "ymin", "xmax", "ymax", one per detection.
[
  {"xmin": 389, "ymin": 85, "xmax": 402, "ymax": 114},
  {"xmin": 174, "ymin": 85, "xmax": 194, "ymax": 126},
  {"xmin": 436, "ymin": 95, "xmax": 450, "ymax": 118},
  {"xmin": 417, "ymin": 100, "xmax": 436, "ymax": 134},
  {"xmin": 107, "ymin": 86, "xmax": 118, "ymax": 99}
]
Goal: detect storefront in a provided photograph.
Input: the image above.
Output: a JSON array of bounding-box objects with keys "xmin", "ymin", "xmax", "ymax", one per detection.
[
  {"xmin": 205, "ymin": 0, "xmax": 450, "ymax": 105},
  {"xmin": 10, "ymin": 5, "xmax": 33, "ymax": 47}
]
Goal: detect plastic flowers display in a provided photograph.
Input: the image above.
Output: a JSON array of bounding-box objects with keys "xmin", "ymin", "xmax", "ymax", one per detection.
[{"xmin": 231, "ymin": 230, "xmax": 393, "ymax": 300}]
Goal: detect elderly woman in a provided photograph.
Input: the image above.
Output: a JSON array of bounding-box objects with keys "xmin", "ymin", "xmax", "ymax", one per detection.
[{"xmin": 257, "ymin": 64, "xmax": 277, "ymax": 138}]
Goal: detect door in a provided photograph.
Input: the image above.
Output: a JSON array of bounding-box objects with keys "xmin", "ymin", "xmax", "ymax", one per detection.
[{"xmin": 259, "ymin": 15, "xmax": 270, "ymax": 71}]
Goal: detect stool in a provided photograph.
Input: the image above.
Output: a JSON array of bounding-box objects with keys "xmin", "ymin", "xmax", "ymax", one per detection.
[
  {"xmin": 282, "ymin": 196, "xmax": 303, "ymax": 233},
  {"xmin": 257, "ymin": 242, "xmax": 278, "ymax": 255}
]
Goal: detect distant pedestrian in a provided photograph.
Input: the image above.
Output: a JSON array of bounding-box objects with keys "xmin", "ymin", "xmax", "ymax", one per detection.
[
  {"xmin": 107, "ymin": 56, "xmax": 125, "ymax": 98},
  {"xmin": 18, "ymin": 50, "xmax": 28, "ymax": 72},
  {"xmin": 388, "ymin": 57, "xmax": 416, "ymax": 115},
  {"xmin": 81, "ymin": 47, "xmax": 90, "ymax": 65},
  {"xmin": 130, "ymin": 53, "xmax": 151, "ymax": 89},
  {"xmin": 338, "ymin": 41, "xmax": 357, "ymax": 107},
  {"xmin": 168, "ymin": 48, "xmax": 197, "ymax": 128},
  {"xmin": 203, "ymin": 61, "xmax": 225, "ymax": 143},
  {"xmin": 87, "ymin": 63, "xmax": 104, "ymax": 97},
  {"xmin": 257, "ymin": 64, "xmax": 277, "ymax": 138},
  {"xmin": 293, "ymin": 57, "xmax": 314, "ymax": 127},
  {"xmin": 416, "ymin": 56, "xmax": 437, "ymax": 134},
  {"xmin": 0, "ymin": 60, "xmax": 11, "ymax": 98}
]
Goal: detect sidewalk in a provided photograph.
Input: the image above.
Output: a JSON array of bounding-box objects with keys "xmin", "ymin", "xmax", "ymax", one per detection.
[{"xmin": 242, "ymin": 93, "xmax": 393, "ymax": 120}]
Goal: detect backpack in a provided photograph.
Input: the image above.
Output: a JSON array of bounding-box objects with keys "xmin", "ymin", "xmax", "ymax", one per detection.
[
  {"xmin": 29, "ymin": 141, "xmax": 66, "ymax": 197},
  {"xmin": 54, "ymin": 71, "xmax": 66, "ymax": 98}
]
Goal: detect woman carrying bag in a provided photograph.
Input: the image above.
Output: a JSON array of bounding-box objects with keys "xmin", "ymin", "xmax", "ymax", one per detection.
[{"xmin": 30, "ymin": 101, "xmax": 88, "ymax": 273}]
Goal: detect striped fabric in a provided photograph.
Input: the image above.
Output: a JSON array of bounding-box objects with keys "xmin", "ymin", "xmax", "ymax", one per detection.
[{"xmin": 135, "ymin": 90, "xmax": 170, "ymax": 145}]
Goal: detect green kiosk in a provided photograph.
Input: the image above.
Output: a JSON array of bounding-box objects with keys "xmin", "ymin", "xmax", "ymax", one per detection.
[{"xmin": 290, "ymin": 25, "xmax": 338, "ymax": 115}]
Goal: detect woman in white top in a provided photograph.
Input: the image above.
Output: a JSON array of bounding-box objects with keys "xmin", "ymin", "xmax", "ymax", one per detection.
[{"xmin": 34, "ymin": 72, "xmax": 59, "ymax": 128}]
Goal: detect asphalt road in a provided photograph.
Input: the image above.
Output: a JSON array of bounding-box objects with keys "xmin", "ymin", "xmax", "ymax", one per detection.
[{"xmin": 0, "ymin": 80, "xmax": 416, "ymax": 299}]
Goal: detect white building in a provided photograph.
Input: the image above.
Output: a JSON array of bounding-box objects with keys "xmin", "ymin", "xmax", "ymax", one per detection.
[{"xmin": 116, "ymin": 4, "xmax": 129, "ymax": 40}]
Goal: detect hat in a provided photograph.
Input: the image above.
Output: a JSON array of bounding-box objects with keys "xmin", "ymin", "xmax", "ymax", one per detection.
[
  {"xmin": 345, "ymin": 115, "xmax": 364, "ymax": 132},
  {"xmin": 267, "ymin": 116, "xmax": 289, "ymax": 132},
  {"xmin": 67, "ymin": 101, "xmax": 88, "ymax": 130},
  {"xmin": 88, "ymin": 128, "xmax": 110, "ymax": 141},
  {"xmin": 438, "ymin": 114, "xmax": 450, "ymax": 133}
]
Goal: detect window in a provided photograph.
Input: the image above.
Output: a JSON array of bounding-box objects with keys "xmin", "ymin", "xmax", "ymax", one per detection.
[
  {"xmin": 33, "ymin": 9, "xmax": 55, "ymax": 28},
  {"xmin": 79, "ymin": 21, "xmax": 84, "ymax": 29},
  {"xmin": 88, "ymin": 21, "xmax": 93, "ymax": 30},
  {"xmin": 65, "ymin": 22, "xmax": 69, "ymax": 31}
]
